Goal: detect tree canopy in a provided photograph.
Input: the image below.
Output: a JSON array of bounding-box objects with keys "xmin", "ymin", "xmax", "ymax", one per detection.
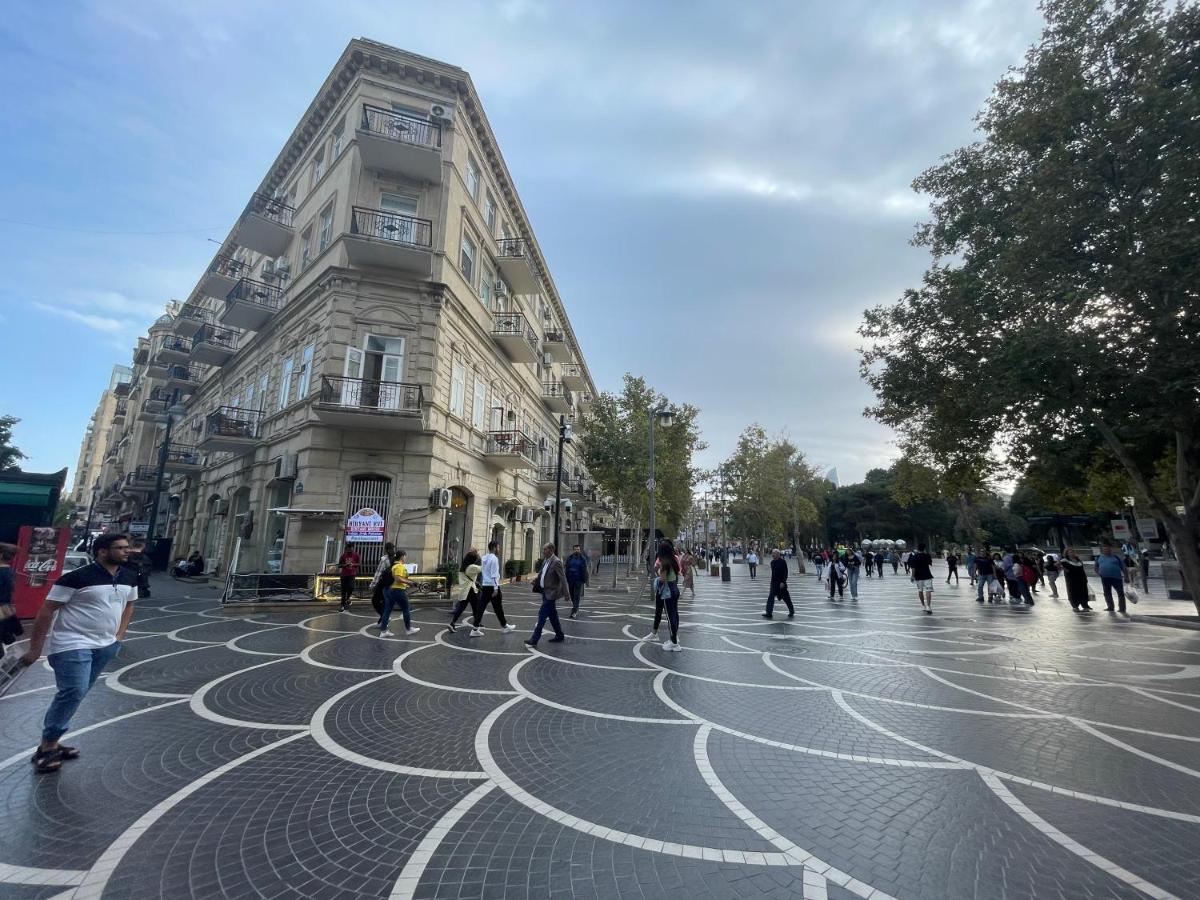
[
  {"xmin": 859, "ymin": 0, "xmax": 1200, "ymax": 607},
  {"xmin": 718, "ymin": 426, "xmax": 822, "ymax": 547},
  {"xmin": 0, "ymin": 416, "xmax": 26, "ymax": 472}
]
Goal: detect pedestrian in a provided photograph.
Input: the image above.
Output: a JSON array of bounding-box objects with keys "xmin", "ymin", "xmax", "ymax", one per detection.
[
  {"xmin": 368, "ymin": 542, "xmax": 397, "ymax": 617},
  {"xmin": 746, "ymin": 549, "xmax": 759, "ymax": 579},
  {"xmin": 643, "ymin": 541, "xmax": 682, "ymax": 650},
  {"xmin": 566, "ymin": 544, "xmax": 589, "ymax": 619},
  {"xmin": 1021, "ymin": 554, "xmax": 1039, "ymax": 602},
  {"xmin": 1094, "ymin": 542, "xmax": 1128, "ymax": 614},
  {"xmin": 125, "ymin": 540, "xmax": 153, "ymax": 599},
  {"xmin": 1044, "ymin": 552, "xmax": 1061, "ymax": 598},
  {"xmin": 1139, "ymin": 550, "xmax": 1150, "ymax": 593},
  {"xmin": 813, "ymin": 553, "xmax": 825, "ymax": 580},
  {"xmin": 1120, "ymin": 539, "xmax": 1138, "ymax": 584},
  {"xmin": 447, "ymin": 550, "xmax": 484, "ymax": 636},
  {"xmin": 863, "ymin": 549, "xmax": 874, "ymax": 578},
  {"xmin": 1001, "ymin": 549, "xmax": 1028, "ymax": 605},
  {"xmin": 827, "ymin": 556, "xmax": 846, "ymax": 600},
  {"xmin": 0, "ymin": 543, "xmax": 23, "ymax": 646},
  {"xmin": 526, "ymin": 543, "xmax": 568, "ymax": 646},
  {"xmin": 966, "ymin": 547, "xmax": 978, "ymax": 585},
  {"xmin": 876, "ymin": 551, "xmax": 885, "ymax": 577},
  {"xmin": 680, "ymin": 547, "xmax": 697, "ymax": 598},
  {"xmin": 336, "ymin": 544, "xmax": 360, "ymax": 612},
  {"xmin": 901, "ymin": 549, "xmax": 912, "ymax": 575},
  {"xmin": 974, "ymin": 550, "xmax": 999, "ymax": 603},
  {"xmin": 845, "ymin": 550, "xmax": 861, "ymax": 600},
  {"xmin": 377, "ymin": 550, "xmax": 419, "ymax": 637},
  {"xmin": 910, "ymin": 542, "xmax": 935, "ymax": 614},
  {"xmin": 762, "ymin": 549, "xmax": 795, "ymax": 618},
  {"xmin": 476, "ymin": 541, "xmax": 516, "ymax": 632},
  {"xmin": 19, "ymin": 533, "xmax": 137, "ymax": 774},
  {"xmin": 945, "ymin": 550, "xmax": 959, "ymax": 585},
  {"xmin": 1061, "ymin": 548, "xmax": 1092, "ymax": 610},
  {"xmin": 890, "ymin": 551, "xmax": 900, "ymax": 574}
]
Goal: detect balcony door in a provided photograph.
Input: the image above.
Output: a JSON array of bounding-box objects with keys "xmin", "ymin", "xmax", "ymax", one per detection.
[
  {"xmin": 378, "ymin": 192, "xmax": 419, "ymax": 244},
  {"xmin": 344, "ymin": 335, "xmax": 405, "ymax": 410}
]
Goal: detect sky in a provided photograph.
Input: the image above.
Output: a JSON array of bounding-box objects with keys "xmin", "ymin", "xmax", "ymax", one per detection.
[{"xmin": 0, "ymin": 0, "xmax": 1046, "ymax": 489}]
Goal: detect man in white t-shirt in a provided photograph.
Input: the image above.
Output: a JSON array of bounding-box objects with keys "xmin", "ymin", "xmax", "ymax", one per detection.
[
  {"xmin": 474, "ymin": 540, "xmax": 515, "ymax": 632},
  {"xmin": 20, "ymin": 533, "xmax": 137, "ymax": 774}
]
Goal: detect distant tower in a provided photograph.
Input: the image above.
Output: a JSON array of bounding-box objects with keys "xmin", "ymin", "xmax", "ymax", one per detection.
[{"xmin": 824, "ymin": 467, "xmax": 840, "ymax": 487}]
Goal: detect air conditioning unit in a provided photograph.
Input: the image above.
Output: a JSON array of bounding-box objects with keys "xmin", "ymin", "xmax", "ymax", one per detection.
[
  {"xmin": 542, "ymin": 352, "xmax": 553, "ymax": 367},
  {"xmin": 429, "ymin": 487, "xmax": 452, "ymax": 509},
  {"xmin": 275, "ymin": 257, "xmax": 291, "ymax": 277},
  {"xmin": 521, "ymin": 507, "xmax": 535, "ymax": 524},
  {"xmin": 276, "ymin": 452, "xmax": 298, "ymax": 480},
  {"xmin": 429, "ymin": 102, "xmax": 455, "ymax": 125},
  {"xmin": 538, "ymin": 436, "xmax": 548, "ymax": 452},
  {"xmin": 493, "ymin": 281, "xmax": 507, "ymax": 297},
  {"xmin": 262, "ymin": 259, "xmax": 277, "ymax": 279}
]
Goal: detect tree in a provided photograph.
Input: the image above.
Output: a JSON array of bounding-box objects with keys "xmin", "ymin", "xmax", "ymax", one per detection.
[
  {"xmin": 860, "ymin": 0, "xmax": 1200, "ymax": 611},
  {"xmin": 719, "ymin": 427, "xmax": 820, "ymax": 547},
  {"xmin": 0, "ymin": 415, "xmax": 26, "ymax": 471}
]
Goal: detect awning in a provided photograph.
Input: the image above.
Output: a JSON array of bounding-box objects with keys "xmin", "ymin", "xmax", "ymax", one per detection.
[
  {"xmin": 0, "ymin": 483, "xmax": 56, "ymax": 506},
  {"xmin": 267, "ymin": 507, "xmax": 342, "ymax": 520}
]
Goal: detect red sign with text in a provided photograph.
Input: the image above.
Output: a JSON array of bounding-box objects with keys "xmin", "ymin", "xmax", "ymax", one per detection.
[{"xmin": 12, "ymin": 526, "xmax": 69, "ymax": 618}]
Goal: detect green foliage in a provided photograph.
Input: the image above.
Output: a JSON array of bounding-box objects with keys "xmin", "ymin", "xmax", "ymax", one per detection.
[
  {"xmin": 503, "ymin": 559, "xmax": 529, "ymax": 579},
  {"xmin": 577, "ymin": 375, "xmax": 704, "ymax": 535},
  {"xmin": 435, "ymin": 562, "xmax": 459, "ymax": 586},
  {"xmin": 53, "ymin": 499, "xmax": 72, "ymax": 527},
  {"xmin": 718, "ymin": 426, "xmax": 822, "ymax": 546},
  {"xmin": 0, "ymin": 416, "xmax": 26, "ymax": 472}
]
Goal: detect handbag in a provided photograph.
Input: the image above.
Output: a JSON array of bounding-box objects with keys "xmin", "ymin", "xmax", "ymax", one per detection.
[{"xmin": 1126, "ymin": 587, "xmax": 1140, "ymax": 605}]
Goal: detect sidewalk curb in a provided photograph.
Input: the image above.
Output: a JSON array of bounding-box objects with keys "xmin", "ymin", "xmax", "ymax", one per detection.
[{"xmin": 1128, "ymin": 614, "xmax": 1200, "ymax": 631}]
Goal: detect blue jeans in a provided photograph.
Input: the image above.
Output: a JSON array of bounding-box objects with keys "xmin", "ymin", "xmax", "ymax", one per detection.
[
  {"xmin": 530, "ymin": 592, "xmax": 564, "ymax": 643},
  {"xmin": 380, "ymin": 588, "xmax": 410, "ymax": 630},
  {"xmin": 847, "ymin": 568, "xmax": 860, "ymax": 598},
  {"xmin": 568, "ymin": 580, "xmax": 585, "ymax": 613},
  {"xmin": 977, "ymin": 574, "xmax": 997, "ymax": 600},
  {"xmin": 43, "ymin": 642, "xmax": 122, "ymax": 743},
  {"xmin": 1100, "ymin": 575, "xmax": 1126, "ymax": 612}
]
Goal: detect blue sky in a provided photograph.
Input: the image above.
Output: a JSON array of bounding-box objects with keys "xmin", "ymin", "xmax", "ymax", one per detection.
[{"xmin": 0, "ymin": 0, "xmax": 1045, "ymax": 489}]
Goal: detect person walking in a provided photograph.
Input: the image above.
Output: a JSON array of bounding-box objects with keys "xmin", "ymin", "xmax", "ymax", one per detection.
[
  {"xmin": 447, "ymin": 550, "xmax": 484, "ymax": 636},
  {"xmin": 0, "ymin": 543, "xmax": 22, "ymax": 647},
  {"xmin": 746, "ymin": 550, "xmax": 759, "ymax": 579},
  {"xmin": 1139, "ymin": 550, "xmax": 1151, "ymax": 593},
  {"xmin": 901, "ymin": 549, "xmax": 912, "ymax": 575},
  {"xmin": 846, "ymin": 550, "xmax": 861, "ymax": 600},
  {"xmin": 336, "ymin": 544, "xmax": 360, "ymax": 612},
  {"xmin": 680, "ymin": 548, "xmax": 697, "ymax": 598},
  {"xmin": 863, "ymin": 549, "xmax": 874, "ymax": 578},
  {"xmin": 910, "ymin": 543, "xmax": 935, "ymax": 614},
  {"xmin": 813, "ymin": 552, "xmax": 825, "ymax": 581},
  {"xmin": 1021, "ymin": 554, "xmax": 1039, "ymax": 603},
  {"xmin": 378, "ymin": 550, "xmax": 419, "ymax": 637},
  {"xmin": 975, "ymin": 551, "xmax": 999, "ymax": 603},
  {"xmin": 125, "ymin": 540, "xmax": 153, "ymax": 599},
  {"xmin": 1061, "ymin": 548, "xmax": 1093, "ymax": 610},
  {"xmin": 526, "ymin": 543, "xmax": 568, "ymax": 646},
  {"xmin": 1095, "ymin": 542, "xmax": 1128, "ymax": 614},
  {"xmin": 565, "ymin": 544, "xmax": 589, "ymax": 619},
  {"xmin": 876, "ymin": 551, "xmax": 885, "ymax": 577},
  {"xmin": 642, "ymin": 542, "xmax": 682, "ymax": 650},
  {"xmin": 1044, "ymin": 552, "xmax": 1061, "ymax": 599},
  {"xmin": 368, "ymin": 543, "xmax": 396, "ymax": 617},
  {"xmin": 19, "ymin": 533, "xmax": 137, "ymax": 774},
  {"xmin": 890, "ymin": 551, "xmax": 900, "ymax": 574},
  {"xmin": 476, "ymin": 541, "xmax": 516, "ymax": 632},
  {"xmin": 945, "ymin": 550, "xmax": 960, "ymax": 585},
  {"xmin": 762, "ymin": 549, "xmax": 795, "ymax": 618},
  {"xmin": 827, "ymin": 556, "xmax": 846, "ymax": 600},
  {"xmin": 966, "ymin": 547, "xmax": 978, "ymax": 585}
]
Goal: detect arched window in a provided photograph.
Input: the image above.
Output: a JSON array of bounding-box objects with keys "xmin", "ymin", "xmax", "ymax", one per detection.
[
  {"xmin": 346, "ymin": 474, "xmax": 392, "ymax": 570},
  {"xmin": 440, "ymin": 487, "xmax": 471, "ymax": 565}
]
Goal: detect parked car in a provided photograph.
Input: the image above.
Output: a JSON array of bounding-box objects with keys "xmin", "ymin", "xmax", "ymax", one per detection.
[{"xmin": 62, "ymin": 551, "xmax": 91, "ymax": 573}]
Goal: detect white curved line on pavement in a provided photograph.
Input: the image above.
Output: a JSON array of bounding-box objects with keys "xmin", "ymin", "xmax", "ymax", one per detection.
[
  {"xmin": 0, "ymin": 863, "xmax": 87, "ymax": 886},
  {"xmin": 392, "ymin": 641, "xmax": 517, "ymax": 696},
  {"xmin": 104, "ymin": 644, "xmax": 216, "ymax": 699},
  {"xmin": 389, "ymin": 782, "xmax": 497, "ymax": 899},
  {"xmin": 188, "ymin": 655, "xmax": 309, "ymax": 731},
  {"xmin": 510, "ymin": 655, "xmax": 691, "ymax": 724}
]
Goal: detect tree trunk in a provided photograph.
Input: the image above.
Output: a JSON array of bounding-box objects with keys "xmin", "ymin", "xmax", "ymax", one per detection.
[{"xmin": 1154, "ymin": 506, "xmax": 1200, "ymax": 615}]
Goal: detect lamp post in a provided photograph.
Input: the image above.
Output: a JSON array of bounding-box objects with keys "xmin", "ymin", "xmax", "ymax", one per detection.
[
  {"xmin": 146, "ymin": 400, "xmax": 186, "ymax": 550},
  {"xmin": 719, "ymin": 467, "xmax": 730, "ymax": 581},
  {"xmin": 646, "ymin": 406, "xmax": 674, "ymax": 573},
  {"xmin": 81, "ymin": 479, "xmax": 100, "ymax": 553},
  {"xmin": 552, "ymin": 415, "xmax": 571, "ymax": 551}
]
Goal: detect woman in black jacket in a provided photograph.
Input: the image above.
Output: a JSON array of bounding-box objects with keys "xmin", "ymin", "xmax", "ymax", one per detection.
[{"xmin": 1061, "ymin": 548, "xmax": 1092, "ymax": 611}]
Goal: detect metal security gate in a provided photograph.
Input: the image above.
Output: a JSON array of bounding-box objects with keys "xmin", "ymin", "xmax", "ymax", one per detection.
[{"xmin": 346, "ymin": 475, "xmax": 391, "ymax": 572}]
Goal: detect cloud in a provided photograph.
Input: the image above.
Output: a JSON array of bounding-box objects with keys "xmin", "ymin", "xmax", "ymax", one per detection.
[{"xmin": 32, "ymin": 303, "xmax": 124, "ymax": 333}]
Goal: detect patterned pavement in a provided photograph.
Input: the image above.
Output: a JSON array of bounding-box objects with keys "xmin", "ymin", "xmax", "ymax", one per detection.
[{"xmin": 2, "ymin": 562, "xmax": 1200, "ymax": 899}]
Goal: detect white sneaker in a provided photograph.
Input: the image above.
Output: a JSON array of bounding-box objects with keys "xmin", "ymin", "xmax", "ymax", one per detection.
[
  {"xmin": 662, "ymin": 639, "xmax": 681, "ymax": 652},
  {"xmin": 469, "ymin": 629, "xmax": 484, "ymax": 637},
  {"xmin": 406, "ymin": 626, "xmax": 421, "ymax": 635},
  {"xmin": 642, "ymin": 631, "xmax": 659, "ymax": 642},
  {"xmin": 379, "ymin": 630, "xmax": 394, "ymax": 638},
  {"xmin": 466, "ymin": 618, "xmax": 475, "ymax": 627},
  {"xmin": 502, "ymin": 624, "xmax": 517, "ymax": 633}
]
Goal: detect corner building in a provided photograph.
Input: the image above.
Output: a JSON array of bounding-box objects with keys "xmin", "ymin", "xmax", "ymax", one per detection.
[{"xmin": 161, "ymin": 39, "xmax": 600, "ymax": 577}]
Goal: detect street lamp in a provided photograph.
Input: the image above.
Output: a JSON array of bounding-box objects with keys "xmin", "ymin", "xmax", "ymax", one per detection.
[
  {"xmin": 646, "ymin": 406, "xmax": 674, "ymax": 573},
  {"xmin": 146, "ymin": 399, "xmax": 187, "ymax": 551},
  {"xmin": 552, "ymin": 415, "xmax": 572, "ymax": 551}
]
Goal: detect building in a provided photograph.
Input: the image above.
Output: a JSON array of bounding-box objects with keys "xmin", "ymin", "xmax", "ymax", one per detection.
[
  {"xmin": 93, "ymin": 39, "xmax": 602, "ymax": 578},
  {"xmin": 67, "ymin": 365, "xmax": 132, "ymax": 515}
]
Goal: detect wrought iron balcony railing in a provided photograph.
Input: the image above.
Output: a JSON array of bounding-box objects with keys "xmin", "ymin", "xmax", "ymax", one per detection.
[
  {"xmin": 226, "ymin": 277, "xmax": 283, "ymax": 310},
  {"xmin": 492, "ymin": 313, "xmax": 539, "ymax": 349},
  {"xmin": 208, "ymin": 253, "xmax": 248, "ymax": 280},
  {"xmin": 541, "ymin": 381, "xmax": 573, "ymax": 401},
  {"xmin": 360, "ymin": 105, "xmax": 442, "ymax": 149},
  {"xmin": 497, "ymin": 237, "xmax": 537, "ymax": 265},
  {"xmin": 193, "ymin": 323, "xmax": 238, "ymax": 350},
  {"xmin": 244, "ymin": 192, "xmax": 295, "ymax": 228},
  {"xmin": 204, "ymin": 407, "xmax": 262, "ymax": 441},
  {"xmin": 485, "ymin": 430, "xmax": 538, "ymax": 461},
  {"xmin": 164, "ymin": 444, "xmax": 202, "ymax": 467},
  {"xmin": 318, "ymin": 376, "xmax": 423, "ymax": 413},
  {"xmin": 350, "ymin": 207, "xmax": 434, "ymax": 249}
]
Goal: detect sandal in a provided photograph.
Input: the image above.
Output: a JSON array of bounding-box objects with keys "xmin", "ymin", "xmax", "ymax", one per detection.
[
  {"xmin": 31, "ymin": 750, "xmax": 61, "ymax": 774},
  {"xmin": 56, "ymin": 745, "xmax": 80, "ymax": 761}
]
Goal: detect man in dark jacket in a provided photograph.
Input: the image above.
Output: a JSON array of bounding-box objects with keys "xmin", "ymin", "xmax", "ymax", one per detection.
[
  {"xmin": 125, "ymin": 541, "xmax": 153, "ymax": 599},
  {"xmin": 762, "ymin": 550, "xmax": 794, "ymax": 618},
  {"xmin": 565, "ymin": 544, "xmax": 589, "ymax": 619}
]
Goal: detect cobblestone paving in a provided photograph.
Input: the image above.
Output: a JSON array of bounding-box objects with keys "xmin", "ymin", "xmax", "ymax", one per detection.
[{"xmin": 2, "ymin": 562, "xmax": 1199, "ymax": 899}]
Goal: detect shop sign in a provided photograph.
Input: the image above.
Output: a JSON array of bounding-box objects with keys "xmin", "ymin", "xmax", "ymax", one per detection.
[{"xmin": 346, "ymin": 507, "xmax": 385, "ymax": 543}]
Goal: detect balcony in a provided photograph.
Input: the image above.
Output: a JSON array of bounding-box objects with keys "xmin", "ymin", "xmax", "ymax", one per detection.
[
  {"xmin": 221, "ymin": 278, "xmax": 282, "ymax": 331},
  {"xmin": 138, "ymin": 391, "xmax": 170, "ymax": 423},
  {"xmin": 483, "ymin": 430, "xmax": 539, "ymax": 470},
  {"xmin": 535, "ymin": 466, "xmax": 560, "ymax": 490},
  {"xmin": 123, "ymin": 466, "xmax": 157, "ymax": 493},
  {"xmin": 190, "ymin": 324, "xmax": 238, "ymax": 366},
  {"xmin": 113, "ymin": 381, "xmax": 131, "ymax": 397},
  {"xmin": 133, "ymin": 345, "xmax": 149, "ymax": 366},
  {"xmin": 576, "ymin": 391, "xmax": 594, "ymax": 413},
  {"xmin": 162, "ymin": 444, "xmax": 203, "ymax": 474},
  {"xmin": 496, "ymin": 238, "xmax": 541, "ymax": 295},
  {"xmin": 344, "ymin": 207, "xmax": 434, "ymax": 275},
  {"xmin": 491, "ymin": 313, "xmax": 539, "ymax": 365},
  {"xmin": 313, "ymin": 376, "xmax": 425, "ymax": 430},
  {"xmin": 113, "ymin": 399, "xmax": 128, "ymax": 422},
  {"xmin": 236, "ymin": 192, "xmax": 295, "ymax": 258},
  {"xmin": 357, "ymin": 105, "xmax": 443, "ymax": 182},
  {"xmin": 541, "ymin": 381, "xmax": 573, "ymax": 414},
  {"xmin": 174, "ymin": 302, "xmax": 213, "ymax": 336},
  {"xmin": 199, "ymin": 254, "xmax": 249, "ymax": 301},
  {"xmin": 164, "ymin": 365, "xmax": 202, "ymax": 394},
  {"xmin": 199, "ymin": 407, "xmax": 261, "ymax": 454},
  {"xmin": 542, "ymin": 329, "xmax": 570, "ymax": 363},
  {"xmin": 154, "ymin": 335, "xmax": 192, "ymax": 366},
  {"xmin": 561, "ymin": 364, "xmax": 587, "ymax": 392}
]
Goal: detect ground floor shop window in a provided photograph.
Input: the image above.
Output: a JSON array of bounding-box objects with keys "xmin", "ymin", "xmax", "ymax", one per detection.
[
  {"xmin": 441, "ymin": 488, "xmax": 470, "ymax": 565},
  {"xmin": 347, "ymin": 474, "xmax": 391, "ymax": 572},
  {"xmin": 263, "ymin": 481, "xmax": 292, "ymax": 573}
]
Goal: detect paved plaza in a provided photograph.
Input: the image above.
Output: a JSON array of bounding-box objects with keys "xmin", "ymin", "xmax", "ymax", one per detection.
[{"xmin": 2, "ymin": 562, "xmax": 1199, "ymax": 899}]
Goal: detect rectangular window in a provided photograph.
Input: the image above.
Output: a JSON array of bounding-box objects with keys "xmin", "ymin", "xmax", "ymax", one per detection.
[
  {"xmin": 472, "ymin": 377, "xmax": 486, "ymax": 429},
  {"xmin": 450, "ymin": 360, "xmax": 466, "ymax": 417},
  {"xmin": 331, "ymin": 119, "xmax": 344, "ymax": 158},
  {"xmin": 311, "ymin": 150, "xmax": 325, "ymax": 188},
  {"xmin": 465, "ymin": 156, "xmax": 480, "ymax": 200},
  {"xmin": 480, "ymin": 264, "xmax": 494, "ymax": 307},
  {"xmin": 483, "ymin": 193, "xmax": 496, "ymax": 234},
  {"xmin": 460, "ymin": 232, "xmax": 477, "ymax": 284},
  {"xmin": 318, "ymin": 203, "xmax": 334, "ymax": 252},
  {"xmin": 258, "ymin": 373, "xmax": 269, "ymax": 411},
  {"xmin": 278, "ymin": 357, "xmax": 293, "ymax": 410},
  {"xmin": 296, "ymin": 344, "xmax": 314, "ymax": 398},
  {"xmin": 286, "ymin": 184, "xmax": 297, "ymax": 208},
  {"xmin": 244, "ymin": 380, "xmax": 254, "ymax": 411},
  {"xmin": 300, "ymin": 226, "xmax": 314, "ymax": 269}
]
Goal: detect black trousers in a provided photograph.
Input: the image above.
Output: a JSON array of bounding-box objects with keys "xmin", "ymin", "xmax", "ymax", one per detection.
[
  {"xmin": 766, "ymin": 582, "xmax": 794, "ymax": 616},
  {"xmin": 652, "ymin": 583, "xmax": 680, "ymax": 640},
  {"xmin": 748, "ymin": 563, "xmax": 757, "ymax": 578},
  {"xmin": 477, "ymin": 586, "xmax": 508, "ymax": 627},
  {"xmin": 339, "ymin": 575, "xmax": 355, "ymax": 606},
  {"xmin": 450, "ymin": 589, "xmax": 483, "ymax": 626}
]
